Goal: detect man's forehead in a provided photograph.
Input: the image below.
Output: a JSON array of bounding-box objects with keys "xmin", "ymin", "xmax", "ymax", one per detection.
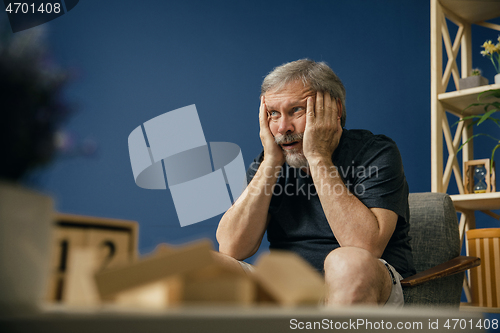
[
  {"xmin": 266, "ymin": 80, "xmax": 312, "ymax": 95},
  {"xmin": 265, "ymin": 81, "xmax": 315, "ymax": 107}
]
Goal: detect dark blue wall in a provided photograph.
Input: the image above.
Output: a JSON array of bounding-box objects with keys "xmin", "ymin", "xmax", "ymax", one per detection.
[{"xmin": 7, "ymin": 1, "xmax": 499, "ymax": 262}]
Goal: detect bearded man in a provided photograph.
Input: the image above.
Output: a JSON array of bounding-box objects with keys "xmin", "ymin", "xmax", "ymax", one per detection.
[{"xmin": 216, "ymin": 59, "xmax": 415, "ymax": 306}]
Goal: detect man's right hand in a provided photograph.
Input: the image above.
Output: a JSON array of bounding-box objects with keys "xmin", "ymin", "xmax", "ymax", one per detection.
[{"xmin": 259, "ymin": 96, "xmax": 285, "ymax": 167}]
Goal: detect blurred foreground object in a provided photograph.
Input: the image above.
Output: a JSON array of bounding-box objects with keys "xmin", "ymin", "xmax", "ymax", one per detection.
[
  {"xmin": 254, "ymin": 251, "xmax": 325, "ymax": 306},
  {"xmin": 0, "ymin": 20, "xmax": 71, "ymax": 181},
  {"xmin": 0, "ymin": 20, "xmax": 84, "ymax": 313},
  {"xmin": 0, "ymin": 181, "xmax": 54, "ymax": 312},
  {"xmin": 50, "ymin": 237, "xmax": 324, "ymax": 308},
  {"xmin": 45, "ymin": 214, "xmax": 138, "ymax": 303}
]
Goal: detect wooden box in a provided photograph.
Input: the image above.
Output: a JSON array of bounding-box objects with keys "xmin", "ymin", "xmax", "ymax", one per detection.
[{"xmin": 45, "ymin": 213, "xmax": 138, "ymax": 302}]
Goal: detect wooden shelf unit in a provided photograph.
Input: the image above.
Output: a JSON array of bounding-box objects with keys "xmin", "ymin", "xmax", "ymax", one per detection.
[
  {"xmin": 430, "ymin": 0, "xmax": 500, "ymax": 306},
  {"xmin": 431, "ymin": 0, "xmax": 500, "ymax": 194}
]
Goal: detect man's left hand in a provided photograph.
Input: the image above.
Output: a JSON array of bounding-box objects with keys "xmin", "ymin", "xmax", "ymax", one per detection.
[{"xmin": 302, "ymin": 91, "xmax": 343, "ymax": 164}]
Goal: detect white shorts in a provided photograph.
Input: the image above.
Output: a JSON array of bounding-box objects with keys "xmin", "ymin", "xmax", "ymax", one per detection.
[
  {"xmin": 378, "ymin": 259, "xmax": 404, "ymax": 307},
  {"xmin": 238, "ymin": 258, "xmax": 405, "ymax": 307}
]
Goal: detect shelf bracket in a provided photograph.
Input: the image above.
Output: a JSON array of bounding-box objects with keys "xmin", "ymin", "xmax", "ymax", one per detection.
[
  {"xmin": 479, "ymin": 210, "xmax": 500, "ymax": 220},
  {"xmin": 441, "ymin": 14, "xmax": 462, "ymax": 89},
  {"xmin": 475, "ymin": 21, "xmax": 500, "ymax": 32},
  {"xmin": 442, "ymin": 115, "xmax": 465, "ymax": 194}
]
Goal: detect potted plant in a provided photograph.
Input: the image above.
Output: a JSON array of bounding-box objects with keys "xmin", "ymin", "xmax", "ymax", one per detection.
[
  {"xmin": 459, "ymin": 68, "xmax": 488, "ymax": 90},
  {"xmin": 480, "ymin": 37, "xmax": 500, "ymax": 84},
  {"xmin": 456, "ymin": 89, "xmax": 500, "ymax": 192},
  {"xmin": 0, "ymin": 20, "xmax": 71, "ymax": 311},
  {"xmin": 0, "ymin": 30, "xmax": 70, "ymax": 181}
]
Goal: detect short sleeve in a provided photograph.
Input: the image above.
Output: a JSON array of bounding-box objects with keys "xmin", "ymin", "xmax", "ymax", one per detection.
[{"xmin": 351, "ymin": 136, "xmax": 409, "ymax": 221}]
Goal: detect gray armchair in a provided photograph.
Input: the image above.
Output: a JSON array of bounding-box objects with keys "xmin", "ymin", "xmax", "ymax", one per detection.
[{"xmin": 401, "ymin": 192, "xmax": 480, "ymax": 306}]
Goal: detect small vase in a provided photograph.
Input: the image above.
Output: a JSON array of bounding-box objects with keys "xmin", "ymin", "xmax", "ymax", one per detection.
[
  {"xmin": 459, "ymin": 75, "xmax": 488, "ymax": 90},
  {"xmin": 0, "ymin": 181, "xmax": 54, "ymax": 312},
  {"xmin": 495, "ymin": 73, "xmax": 500, "ymax": 85}
]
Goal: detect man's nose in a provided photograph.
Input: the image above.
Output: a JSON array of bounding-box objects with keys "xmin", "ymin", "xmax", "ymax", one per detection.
[{"xmin": 277, "ymin": 116, "xmax": 294, "ymax": 135}]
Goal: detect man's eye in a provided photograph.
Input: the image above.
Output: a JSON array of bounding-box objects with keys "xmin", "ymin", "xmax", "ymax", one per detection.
[
  {"xmin": 293, "ymin": 107, "xmax": 304, "ymax": 113},
  {"xmin": 269, "ymin": 111, "xmax": 280, "ymax": 118}
]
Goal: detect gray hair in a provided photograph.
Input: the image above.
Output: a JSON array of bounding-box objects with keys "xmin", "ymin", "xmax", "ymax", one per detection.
[{"xmin": 261, "ymin": 59, "xmax": 346, "ymax": 128}]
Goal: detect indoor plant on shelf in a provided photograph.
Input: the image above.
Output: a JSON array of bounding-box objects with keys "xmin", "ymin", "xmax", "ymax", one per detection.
[
  {"xmin": 481, "ymin": 37, "xmax": 500, "ymax": 84},
  {"xmin": 0, "ymin": 20, "xmax": 71, "ymax": 311},
  {"xmin": 459, "ymin": 68, "xmax": 488, "ymax": 90},
  {"xmin": 457, "ymin": 89, "xmax": 500, "ymax": 193}
]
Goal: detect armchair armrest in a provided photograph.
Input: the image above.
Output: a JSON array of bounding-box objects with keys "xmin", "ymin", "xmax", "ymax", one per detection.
[{"xmin": 401, "ymin": 256, "xmax": 480, "ymax": 287}]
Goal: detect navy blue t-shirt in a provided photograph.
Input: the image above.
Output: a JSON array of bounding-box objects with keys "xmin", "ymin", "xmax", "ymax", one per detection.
[{"xmin": 246, "ymin": 129, "xmax": 416, "ymax": 278}]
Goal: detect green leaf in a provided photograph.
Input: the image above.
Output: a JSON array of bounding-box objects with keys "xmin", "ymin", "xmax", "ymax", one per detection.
[
  {"xmin": 464, "ymin": 102, "xmax": 485, "ymax": 112},
  {"xmin": 478, "ymin": 89, "xmax": 500, "ymax": 100},
  {"xmin": 457, "ymin": 133, "xmax": 500, "ymax": 153},
  {"xmin": 468, "ymin": 119, "xmax": 480, "ymax": 130},
  {"xmin": 491, "ymin": 143, "xmax": 500, "ymax": 171},
  {"xmin": 453, "ymin": 115, "xmax": 500, "ymax": 129},
  {"xmin": 457, "ymin": 134, "xmax": 481, "ymax": 152},
  {"xmin": 478, "ymin": 109, "xmax": 500, "ymax": 125},
  {"xmin": 481, "ymin": 133, "xmax": 500, "ymax": 142},
  {"xmin": 452, "ymin": 115, "xmax": 479, "ymax": 127}
]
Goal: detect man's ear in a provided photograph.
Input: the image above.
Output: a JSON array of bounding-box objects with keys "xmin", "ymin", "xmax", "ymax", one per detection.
[{"xmin": 336, "ymin": 99, "xmax": 342, "ymax": 119}]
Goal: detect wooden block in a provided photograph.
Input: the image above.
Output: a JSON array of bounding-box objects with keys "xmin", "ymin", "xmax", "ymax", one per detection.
[
  {"xmin": 254, "ymin": 251, "xmax": 325, "ymax": 306},
  {"xmin": 64, "ymin": 248, "xmax": 101, "ymax": 306},
  {"xmin": 50, "ymin": 227, "xmax": 87, "ymax": 270},
  {"xmin": 55, "ymin": 213, "xmax": 139, "ymax": 260},
  {"xmin": 185, "ymin": 260, "xmax": 245, "ymax": 280},
  {"xmin": 182, "ymin": 262, "xmax": 255, "ymax": 304},
  {"xmin": 183, "ymin": 275, "xmax": 254, "ymax": 305},
  {"xmin": 45, "ymin": 228, "xmax": 87, "ymax": 301},
  {"xmin": 154, "ymin": 243, "xmax": 176, "ymax": 254},
  {"xmin": 87, "ymin": 229, "xmax": 132, "ymax": 270},
  {"xmin": 114, "ymin": 275, "xmax": 183, "ymax": 308},
  {"xmin": 46, "ymin": 213, "xmax": 138, "ymax": 302},
  {"xmin": 94, "ymin": 240, "xmax": 213, "ymax": 299},
  {"xmin": 255, "ymin": 281, "xmax": 277, "ymax": 304}
]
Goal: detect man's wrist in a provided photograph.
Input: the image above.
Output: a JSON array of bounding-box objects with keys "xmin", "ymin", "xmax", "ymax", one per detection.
[
  {"xmin": 261, "ymin": 156, "xmax": 284, "ymax": 169},
  {"xmin": 258, "ymin": 158, "xmax": 284, "ymax": 178},
  {"xmin": 308, "ymin": 156, "xmax": 334, "ymax": 170},
  {"xmin": 308, "ymin": 157, "xmax": 341, "ymax": 179}
]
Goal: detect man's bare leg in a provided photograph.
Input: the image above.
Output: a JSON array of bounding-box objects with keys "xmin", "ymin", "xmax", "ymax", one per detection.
[{"xmin": 323, "ymin": 247, "xmax": 392, "ymax": 305}]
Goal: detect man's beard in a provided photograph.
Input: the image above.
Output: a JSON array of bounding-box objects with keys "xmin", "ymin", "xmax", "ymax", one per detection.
[{"xmin": 275, "ymin": 133, "xmax": 308, "ymax": 169}]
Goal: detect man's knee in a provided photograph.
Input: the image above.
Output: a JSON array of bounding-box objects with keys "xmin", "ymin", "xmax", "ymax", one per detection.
[
  {"xmin": 324, "ymin": 247, "xmax": 376, "ymax": 279},
  {"xmin": 323, "ymin": 247, "xmax": 390, "ymax": 305}
]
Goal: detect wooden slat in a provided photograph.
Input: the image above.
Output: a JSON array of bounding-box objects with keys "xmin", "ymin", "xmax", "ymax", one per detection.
[
  {"xmin": 431, "ymin": 0, "xmax": 444, "ymax": 192},
  {"xmin": 463, "ymin": 277, "xmax": 472, "ymax": 303},
  {"xmin": 461, "ymin": 22, "xmax": 473, "ymax": 83},
  {"xmin": 442, "ymin": 116, "xmax": 456, "ymax": 190},
  {"xmin": 480, "ymin": 210, "xmax": 500, "ymax": 220},
  {"xmin": 441, "ymin": 116, "xmax": 465, "ymax": 193},
  {"xmin": 475, "ymin": 21, "xmax": 500, "ymax": 31},
  {"xmin": 441, "ymin": 14, "xmax": 459, "ymax": 88}
]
